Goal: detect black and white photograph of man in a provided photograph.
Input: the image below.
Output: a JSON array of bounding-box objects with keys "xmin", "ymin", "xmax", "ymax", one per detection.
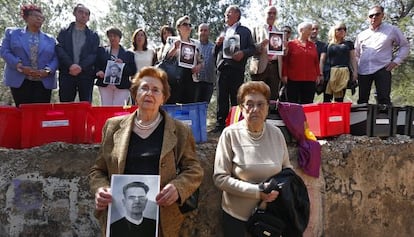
[
  {"xmin": 103, "ymin": 61, "xmax": 125, "ymax": 85},
  {"xmin": 268, "ymin": 31, "xmax": 284, "ymax": 55},
  {"xmin": 223, "ymin": 34, "xmax": 240, "ymax": 59},
  {"xmin": 178, "ymin": 42, "xmax": 196, "ymax": 68},
  {"xmin": 107, "ymin": 175, "xmax": 159, "ymax": 237}
]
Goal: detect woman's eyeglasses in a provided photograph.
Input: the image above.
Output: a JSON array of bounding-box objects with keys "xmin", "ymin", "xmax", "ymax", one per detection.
[
  {"xmin": 368, "ymin": 12, "xmax": 382, "ymax": 18},
  {"xmin": 242, "ymin": 102, "xmax": 268, "ymax": 111},
  {"xmin": 335, "ymin": 27, "xmax": 347, "ymax": 32}
]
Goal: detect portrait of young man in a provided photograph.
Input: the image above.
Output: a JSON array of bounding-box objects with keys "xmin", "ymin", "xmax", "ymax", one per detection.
[{"xmin": 107, "ymin": 175, "xmax": 159, "ymax": 237}]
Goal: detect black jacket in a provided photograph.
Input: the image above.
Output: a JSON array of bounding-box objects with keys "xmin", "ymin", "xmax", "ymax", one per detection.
[
  {"xmin": 55, "ymin": 22, "xmax": 100, "ymax": 79},
  {"xmin": 266, "ymin": 168, "xmax": 310, "ymax": 237}
]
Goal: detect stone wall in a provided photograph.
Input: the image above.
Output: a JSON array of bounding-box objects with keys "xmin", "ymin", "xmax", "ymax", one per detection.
[{"xmin": 0, "ymin": 135, "xmax": 413, "ymax": 237}]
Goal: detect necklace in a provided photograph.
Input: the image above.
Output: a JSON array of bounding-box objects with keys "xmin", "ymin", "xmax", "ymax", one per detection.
[
  {"xmin": 134, "ymin": 112, "xmax": 161, "ymax": 130},
  {"xmin": 247, "ymin": 124, "xmax": 266, "ymax": 141}
]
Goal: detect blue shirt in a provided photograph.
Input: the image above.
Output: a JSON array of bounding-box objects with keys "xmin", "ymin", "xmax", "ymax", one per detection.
[{"xmin": 198, "ymin": 41, "xmax": 216, "ymax": 84}]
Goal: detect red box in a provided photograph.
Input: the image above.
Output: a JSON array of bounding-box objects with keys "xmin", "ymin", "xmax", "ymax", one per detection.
[
  {"xmin": 303, "ymin": 102, "xmax": 351, "ymax": 138},
  {"xmin": 0, "ymin": 106, "xmax": 21, "ymax": 149},
  {"xmin": 90, "ymin": 106, "xmax": 137, "ymax": 143},
  {"xmin": 20, "ymin": 102, "xmax": 93, "ymax": 148}
]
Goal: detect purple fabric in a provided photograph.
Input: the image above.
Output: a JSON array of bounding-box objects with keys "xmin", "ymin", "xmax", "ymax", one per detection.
[{"xmin": 277, "ymin": 102, "xmax": 321, "ymax": 177}]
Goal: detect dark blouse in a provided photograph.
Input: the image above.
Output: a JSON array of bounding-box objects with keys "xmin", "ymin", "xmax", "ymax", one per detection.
[
  {"xmin": 326, "ymin": 40, "xmax": 354, "ymax": 67},
  {"xmin": 124, "ymin": 119, "xmax": 165, "ymax": 175}
]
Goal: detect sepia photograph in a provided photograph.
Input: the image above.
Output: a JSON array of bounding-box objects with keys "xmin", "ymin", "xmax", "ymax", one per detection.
[
  {"xmin": 178, "ymin": 41, "xmax": 196, "ymax": 68},
  {"xmin": 107, "ymin": 174, "xmax": 160, "ymax": 237},
  {"xmin": 103, "ymin": 61, "xmax": 125, "ymax": 85},
  {"xmin": 268, "ymin": 31, "xmax": 284, "ymax": 55},
  {"xmin": 223, "ymin": 34, "xmax": 240, "ymax": 59}
]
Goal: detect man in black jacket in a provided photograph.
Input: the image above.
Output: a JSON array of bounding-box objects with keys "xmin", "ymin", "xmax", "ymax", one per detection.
[
  {"xmin": 56, "ymin": 3, "xmax": 100, "ymax": 102},
  {"xmin": 211, "ymin": 5, "xmax": 255, "ymax": 133}
]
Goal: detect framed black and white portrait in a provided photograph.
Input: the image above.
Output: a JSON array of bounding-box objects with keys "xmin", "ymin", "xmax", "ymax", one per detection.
[
  {"xmin": 103, "ymin": 61, "xmax": 125, "ymax": 85},
  {"xmin": 106, "ymin": 174, "xmax": 160, "ymax": 237},
  {"xmin": 178, "ymin": 41, "xmax": 196, "ymax": 69},
  {"xmin": 268, "ymin": 31, "xmax": 284, "ymax": 55},
  {"xmin": 223, "ymin": 34, "xmax": 240, "ymax": 59}
]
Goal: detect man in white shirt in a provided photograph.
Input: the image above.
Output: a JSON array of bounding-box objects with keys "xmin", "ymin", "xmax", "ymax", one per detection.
[{"xmin": 354, "ymin": 5, "xmax": 410, "ymax": 105}]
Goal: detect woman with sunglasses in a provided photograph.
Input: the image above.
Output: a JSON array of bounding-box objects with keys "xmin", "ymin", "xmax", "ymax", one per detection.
[
  {"xmin": 161, "ymin": 15, "xmax": 203, "ymax": 104},
  {"xmin": 319, "ymin": 22, "xmax": 358, "ymax": 102}
]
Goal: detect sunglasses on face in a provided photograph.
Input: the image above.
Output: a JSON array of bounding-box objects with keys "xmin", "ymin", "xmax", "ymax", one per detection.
[
  {"xmin": 181, "ymin": 23, "xmax": 192, "ymax": 27},
  {"xmin": 335, "ymin": 27, "xmax": 347, "ymax": 32},
  {"xmin": 368, "ymin": 12, "xmax": 382, "ymax": 18}
]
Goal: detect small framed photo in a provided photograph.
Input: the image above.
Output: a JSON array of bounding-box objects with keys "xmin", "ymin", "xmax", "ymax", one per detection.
[
  {"xmin": 106, "ymin": 174, "xmax": 160, "ymax": 237},
  {"xmin": 223, "ymin": 34, "xmax": 240, "ymax": 59},
  {"xmin": 178, "ymin": 42, "xmax": 196, "ymax": 69},
  {"xmin": 104, "ymin": 61, "xmax": 125, "ymax": 85},
  {"xmin": 268, "ymin": 31, "xmax": 284, "ymax": 55}
]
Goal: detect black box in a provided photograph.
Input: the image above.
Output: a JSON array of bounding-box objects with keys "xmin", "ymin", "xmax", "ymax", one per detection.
[
  {"xmin": 396, "ymin": 106, "xmax": 414, "ymax": 137},
  {"xmin": 350, "ymin": 104, "xmax": 398, "ymax": 137}
]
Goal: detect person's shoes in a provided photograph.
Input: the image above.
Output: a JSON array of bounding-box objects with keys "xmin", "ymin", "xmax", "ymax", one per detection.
[{"xmin": 209, "ymin": 126, "xmax": 225, "ymax": 134}]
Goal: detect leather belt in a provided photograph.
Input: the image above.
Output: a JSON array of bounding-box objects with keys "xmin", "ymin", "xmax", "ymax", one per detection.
[{"xmin": 268, "ymin": 60, "xmax": 278, "ymax": 64}]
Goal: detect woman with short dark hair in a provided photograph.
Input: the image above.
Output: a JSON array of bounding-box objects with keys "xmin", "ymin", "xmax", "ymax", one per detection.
[
  {"xmin": 213, "ymin": 81, "xmax": 293, "ymax": 236},
  {"xmin": 0, "ymin": 4, "xmax": 58, "ymax": 107},
  {"xmin": 95, "ymin": 27, "xmax": 137, "ymax": 105}
]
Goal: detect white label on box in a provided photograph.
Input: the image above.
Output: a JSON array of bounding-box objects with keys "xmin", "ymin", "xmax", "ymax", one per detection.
[
  {"xmin": 376, "ymin": 119, "xmax": 389, "ymax": 125},
  {"xmin": 180, "ymin": 120, "xmax": 192, "ymax": 126},
  {"xmin": 329, "ymin": 116, "xmax": 343, "ymax": 122},
  {"xmin": 266, "ymin": 119, "xmax": 285, "ymax": 126},
  {"xmin": 42, "ymin": 120, "xmax": 70, "ymax": 127}
]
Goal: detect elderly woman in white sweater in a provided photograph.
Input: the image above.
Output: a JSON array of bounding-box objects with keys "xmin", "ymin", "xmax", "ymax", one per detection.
[{"xmin": 213, "ymin": 81, "xmax": 293, "ymax": 236}]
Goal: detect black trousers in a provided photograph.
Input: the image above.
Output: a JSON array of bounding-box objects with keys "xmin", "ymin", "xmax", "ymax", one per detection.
[
  {"xmin": 216, "ymin": 67, "xmax": 244, "ymax": 127},
  {"xmin": 286, "ymin": 80, "xmax": 316, "ymax": 104},
  {"xmin": 357, "ymin": 67, "xmax": 391, "ymax": 105},
  {"xmin": 58, "ymin": 75, "xmax": 95, "ymax": 103},
  {"xmin": 10, "ymin": 79, "xmax": 51, "ymax": 107},
  {"xmin": 194, "ymin": 81, "xmax": 214, "ymax": 104},
  {"xmin": 222, "ymin": 210, "xmax": 249, "ymax": 237}
]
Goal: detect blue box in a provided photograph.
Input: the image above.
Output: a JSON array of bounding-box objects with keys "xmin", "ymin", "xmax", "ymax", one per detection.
[{"xmin": 162, "ymin": 102, "xmax": 208, "ymax": 143}]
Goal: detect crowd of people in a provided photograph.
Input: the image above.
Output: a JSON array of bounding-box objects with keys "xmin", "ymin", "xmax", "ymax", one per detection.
[{"xmin": 0, "ymin": 3, "xmax": 411, "ymax": 237}]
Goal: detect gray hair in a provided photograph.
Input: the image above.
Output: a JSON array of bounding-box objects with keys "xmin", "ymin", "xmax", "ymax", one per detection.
[{"xmin": 297, "ymin": 22, "xmax": 312, "ymax": 33}]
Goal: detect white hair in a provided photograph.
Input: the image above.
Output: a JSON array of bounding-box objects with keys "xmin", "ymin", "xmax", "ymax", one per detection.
[{"xmin": 297, "ymin": 22, "xmax": 312, "ymax": 33}]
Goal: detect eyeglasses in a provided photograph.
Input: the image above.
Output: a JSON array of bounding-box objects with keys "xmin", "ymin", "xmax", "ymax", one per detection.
[
  {"xmin": 181, "ymin": 22, "xmax": 192, "ymax": 27},
  {"xmin": 138, "ymin": 86, "xmax": 163, "ymax": 95},
  {"xmin": 242, "ymin": 102, "xmax": 268, "ymax": 110},
  {"xmin": 368, "ymin": 12, "xmax": 382, "ymax": 18},
  {"xmin": 312, "ymin": 28, "xmax": 318, "ymax": 30},
  {"xmin": 335, "ymin": 27, "xmax": 347, "ymax": 32},
  {"xmin": 267, "ymin": 11, "xmax": 277, "ymax": 15},
  {"xmin": 284, "ymin": 30, "xmax": 291, "ymax": 33}
]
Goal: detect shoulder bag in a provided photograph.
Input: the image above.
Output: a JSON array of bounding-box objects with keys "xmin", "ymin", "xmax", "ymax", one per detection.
[{"xmin": 156, "ymin": 56, "xmax": 184, "ymax": 85}]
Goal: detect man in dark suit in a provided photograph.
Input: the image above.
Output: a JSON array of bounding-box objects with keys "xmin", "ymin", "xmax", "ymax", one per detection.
[
  {"xmin": 56, "ymin": 3, "xmax": 99, "ymax": 103},
  {"xmin": 211, "ymin": 5, "xmax": 255, "ymax": 133},
  {"xmin": 223, "ymin": 36, "xmax": 240, "ymax": 57},
  {"xmin": 110, "ymin": 181, "xmax": 156, "ymax": 237},
  {"xmin": 104, "ymin": 63, "xmax": 121, "ymax": 85}
]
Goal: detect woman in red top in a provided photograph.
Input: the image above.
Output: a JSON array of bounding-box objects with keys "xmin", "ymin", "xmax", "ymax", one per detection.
[{"xmin": 282, "ymin": 22, "xmax": 321, "ymax": 104}]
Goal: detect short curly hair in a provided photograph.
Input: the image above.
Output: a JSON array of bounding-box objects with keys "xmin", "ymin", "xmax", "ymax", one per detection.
[
  {"xmin": 20, "ymin": 4, "xmax": 42, "ymax": 20},
  {"xmin": 237, "ymin": 81, "xmax": 270, "ymax": 105},
  {"xmin": 130, "ymin": 66, "xmax": 170, "ymax": 103}
]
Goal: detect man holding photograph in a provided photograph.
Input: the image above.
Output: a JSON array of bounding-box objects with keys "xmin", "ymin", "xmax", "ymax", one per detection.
[
  {"xmin": 250, "ymin": 5, "xmax": 283, "ymax": 101},
  {"xmin": 110, "ymin": 181, "xmax": 156, "ymax": 237},
  {"xmin": 212, "ymin": 5, "xmax": 255, "ymax": 133}
]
